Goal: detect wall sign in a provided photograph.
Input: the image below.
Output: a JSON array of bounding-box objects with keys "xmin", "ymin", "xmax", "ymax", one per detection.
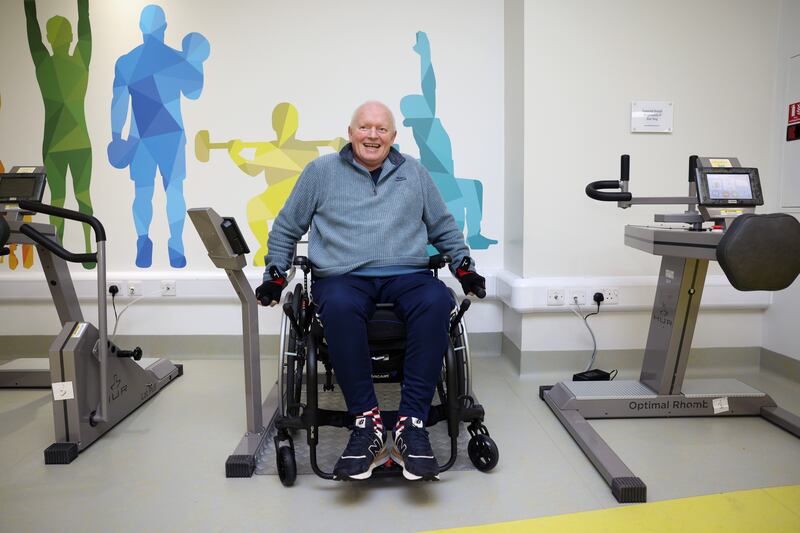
[{"xmin": 631, "ymin": 101, "xmax": 673, "ymax": 133}]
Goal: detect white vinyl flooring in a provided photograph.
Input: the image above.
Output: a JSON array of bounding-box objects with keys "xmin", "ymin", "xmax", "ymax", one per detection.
[{"xmin": 2, "ymin": 354, "xmax": 800, "ymax": 532}]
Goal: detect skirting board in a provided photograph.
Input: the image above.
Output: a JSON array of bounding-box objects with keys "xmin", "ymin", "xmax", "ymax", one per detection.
[
  {"xmin": 3, "ymin": 333, "xmax": 794, "ymax": 383},
  {"xmin": 500, "ymin": 334, "xmax": 800, "ymax": 382},
  {"xmin": 0, "ymin": 332, "xmax": 504, "ymax": 360}
]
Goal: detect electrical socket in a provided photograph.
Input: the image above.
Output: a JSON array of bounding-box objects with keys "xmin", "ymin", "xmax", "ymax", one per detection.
[
  {"xmin": 128, "ymin": 281, "xmax": 142, "ymax": 297},
  {"xmin": 547, "ymin": 288, "xmax": 566, "ymax": 306},
  {"xmin": 160, "ymin": 280, "xmax": 177, "ymax": 297},
  {"xmin": 569, "ymin": 288, "xmax": 587, "ymax": 306},
  {"xmin": 107, "ymin": 281, "xmax": 126, "ymax": 297},
  {"xmin": 596, "ymin": 288, "xmax": 619, "ymax": 305}
]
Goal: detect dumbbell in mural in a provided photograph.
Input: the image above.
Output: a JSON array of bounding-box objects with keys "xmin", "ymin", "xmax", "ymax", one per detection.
[
  {"xmin": 195, "ymin": 102, "xmax": 346, "ymax": 266},
  {"xmin": 108, "ymin": 4, "xmax": 210, "ymax": 268},
  {"xmin": 401, "ymin": 31, "xmax": 497, "ymax": 250},
  {"xmin": 24, "ymin": 0, "xmax": 95, "ymax": 268}
]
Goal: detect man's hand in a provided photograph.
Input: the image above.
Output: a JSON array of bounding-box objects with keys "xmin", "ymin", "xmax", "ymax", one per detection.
[
  {"xmin": 413, "ymin": 31, "xmax": 430, "ymax": 57},
  {"xmin": 455, "ymin": 257, "xmax": 486, "ymax": 298},
  {"xmin": 255, "ymin": 266, "xmax": 287, "ymax": 307}
]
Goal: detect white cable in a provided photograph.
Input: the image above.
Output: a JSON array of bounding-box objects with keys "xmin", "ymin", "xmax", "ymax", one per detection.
[
  {"xmin": 571, "ymin": 299, "xmax": 598, "ymax": 372},
  {"xmin": 111, "ymin": 289, "xmax": 162, "ymax": 341}
]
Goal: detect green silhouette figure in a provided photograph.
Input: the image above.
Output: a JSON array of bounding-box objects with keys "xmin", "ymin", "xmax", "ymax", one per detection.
[{"xmin": 25, "ymin": 0, "xmax": 95, "ymax": 268}]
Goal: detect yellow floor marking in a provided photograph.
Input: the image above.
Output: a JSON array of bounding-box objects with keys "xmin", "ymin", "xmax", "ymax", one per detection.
[{"xmin": 424, "ymin": 485, "xmax": 800, "ymax": 533}]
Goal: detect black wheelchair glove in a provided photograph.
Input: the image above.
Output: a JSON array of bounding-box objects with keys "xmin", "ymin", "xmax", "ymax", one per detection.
[
  {"xmin": 255, "ymin": 266, "xmax": 287, "ymax": 306},
  {"xmin": 455, "ymin": 257, "xmax": 486, "ymax": 298}
]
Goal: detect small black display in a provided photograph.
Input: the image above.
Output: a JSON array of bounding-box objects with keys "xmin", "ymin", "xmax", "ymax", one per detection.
[
  {"xmin": 221, "ymin": 217, "xmax": 250, "ymax": 256},
  {"xmin": 696, "ymin": 167, "xmax": 763, "ymax": 207},
  {"xmin": 0, "ymin": 173, "xmax": 47, "ymax": 203}
]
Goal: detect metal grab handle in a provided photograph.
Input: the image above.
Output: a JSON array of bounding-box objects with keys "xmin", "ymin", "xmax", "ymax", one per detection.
[
  {"xmin": 19, "ymin": 224, "xmax": 97, "ymax": 263},
  {"xmin": 585, "ymin": 180, "xmax": 633, "ymax": 202},
  {"xmin": 18, "ymin": 200, "xmax": 106, "ymax": 242}
]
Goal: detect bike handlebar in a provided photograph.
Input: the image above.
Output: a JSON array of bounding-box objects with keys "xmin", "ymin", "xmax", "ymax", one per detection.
[{"xmin": 585, "ymin": 180, "xmax": 632, "ymax": 202}]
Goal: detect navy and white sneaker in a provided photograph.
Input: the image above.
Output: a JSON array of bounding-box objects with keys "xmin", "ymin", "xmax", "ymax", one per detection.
[
  {"xmin": 333, "ymin": 409, "xmax": 389, "ymax": 480},
  {"xmin": 391, "ymin": 416, "xmax": 440, "ymax": 481}
]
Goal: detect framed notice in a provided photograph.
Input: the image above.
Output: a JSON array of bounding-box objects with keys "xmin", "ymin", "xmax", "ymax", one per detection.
[{"xmin": 631, "ymin": 101, "xmax": 673, "ymax": 133}]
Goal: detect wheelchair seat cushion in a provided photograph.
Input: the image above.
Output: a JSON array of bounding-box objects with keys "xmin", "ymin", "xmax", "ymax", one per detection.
[
  {"xmin": 367, "ymin": 308, "xmax": 406, "ymax": 342},
  {"xmin": 716, "ymin": 213, "xmax": 800, "ymax": 291}
]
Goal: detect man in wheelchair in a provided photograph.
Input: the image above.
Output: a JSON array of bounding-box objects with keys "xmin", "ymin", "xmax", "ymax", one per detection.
[{"xmin": 255, "ymin": 101, "xmax": 486, "ymax": 481}]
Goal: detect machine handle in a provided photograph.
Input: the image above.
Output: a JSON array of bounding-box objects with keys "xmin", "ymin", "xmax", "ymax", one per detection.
[
  {"xmin": 688, "ymin": 155, "xmax": 698, "ymax": 183},
  {"xmin": 18, "ymin": 200, "xmax": 106, "ymax": 242},
  {"xmin": 585, "ymin": 180, "xmax": 633, "ymax": 202},
  {"xmin": 19, "ymin": 224, "xmax": 97, "ymax": 263},
  {"xmin": 620, "ymin": 154, "xmax": 630, "ymax": 182}
]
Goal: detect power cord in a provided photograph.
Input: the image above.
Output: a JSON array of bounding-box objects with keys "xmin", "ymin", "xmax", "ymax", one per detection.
[
  {"xmin": 570, "ymin": 292, "xmax": 617, "ymax": 380},
  {"xmin": 107, "ymin": 285, "xmax": 162, "ymax": 341}
]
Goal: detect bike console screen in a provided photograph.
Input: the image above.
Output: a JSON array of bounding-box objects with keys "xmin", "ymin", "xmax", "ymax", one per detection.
[
  {"xmin": 696, "ymin": 167, "xmax": 763, "ymax": 207},
  {"xmin": 0, "ymin": 172, "xmax": 47, "ymax": 204}
]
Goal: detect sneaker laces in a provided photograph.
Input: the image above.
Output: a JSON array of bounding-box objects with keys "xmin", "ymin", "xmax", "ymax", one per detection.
[
  {"xmin": 343, "ymin": 413, "xmax": 383, "ymax": 456},
  {"xmin": 397, "ymin": 423, "xmax": 434, "ymax": 456}
]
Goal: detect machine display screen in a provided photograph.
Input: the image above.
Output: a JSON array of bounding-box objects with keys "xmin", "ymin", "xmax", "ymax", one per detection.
[
  {"xmin": 0, "ymin": 174, "xmax": 46, "ymax": 203},
  {"xmin": 696, "ymin": 167, "xmax": 762, "ymax": 207},
  {"xmin": 706, "ymin": 173, "xmax": 753, "ymax": 200}
]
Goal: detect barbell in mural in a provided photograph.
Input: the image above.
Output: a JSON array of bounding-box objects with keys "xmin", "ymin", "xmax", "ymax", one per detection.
[{"xmin": 195, "ymin": 102, "xmax": 346, "ymax": 267}]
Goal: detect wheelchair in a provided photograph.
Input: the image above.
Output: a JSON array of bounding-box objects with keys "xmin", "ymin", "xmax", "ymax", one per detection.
[{"xmin": 272, "ymin": 254, "xmax": 499, "ymax": 486}]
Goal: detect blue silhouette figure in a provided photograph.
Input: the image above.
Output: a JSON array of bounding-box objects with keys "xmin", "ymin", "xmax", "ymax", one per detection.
[
  {"xmin": 400, "ymin": 31, "xmax": 497, "ymax": 250},
  {"xmin": 108, "ymin": 4, "xmax": 210, "ymax": 268}
]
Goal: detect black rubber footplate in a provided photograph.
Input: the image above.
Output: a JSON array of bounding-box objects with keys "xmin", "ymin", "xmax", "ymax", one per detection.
[
  {"xmin": 611, "ymin": 476, "xmax": 647, "ymax": 503},
  {"xmin": 44, "ymin": 442, "xmax": 79, "ymax": 464},
  {"xmin": 226, "ymin": 454, "xmax": 256, "ymax": 478}
]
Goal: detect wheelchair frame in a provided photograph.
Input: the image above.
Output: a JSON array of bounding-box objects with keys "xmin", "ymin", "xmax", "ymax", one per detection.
[{"xmin": 272, "ymin": 257, "xmax": 499, "ymax": 486}]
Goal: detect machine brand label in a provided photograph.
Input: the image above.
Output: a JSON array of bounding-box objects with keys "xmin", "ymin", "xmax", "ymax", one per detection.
[
  {"xmin": 628, "ymin": 399, "xmax": 709, "ymax": 412},
  {"xmin": 71, "ymin": 323, "xmax": 88, "ymax": 338}
]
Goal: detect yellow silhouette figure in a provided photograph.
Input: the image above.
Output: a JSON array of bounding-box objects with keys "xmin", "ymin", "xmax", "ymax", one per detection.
[
  {"xmin": 0, "ymin": 94, "xmax": 35, "ymax": 270},
  {"xmin": 196, "ymin": 102, "xmax": 345, "ymax": 266}
]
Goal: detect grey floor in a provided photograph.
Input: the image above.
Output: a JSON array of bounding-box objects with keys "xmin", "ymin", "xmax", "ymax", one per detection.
[{"xmin": 2, "ymin": 354, "xmax": 800, "ymax": 533}]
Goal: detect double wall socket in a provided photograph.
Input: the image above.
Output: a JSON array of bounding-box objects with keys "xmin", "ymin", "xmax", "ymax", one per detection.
[{"xmin": 595, "ymin": 288, "xmax": 619, "ymax": 304}]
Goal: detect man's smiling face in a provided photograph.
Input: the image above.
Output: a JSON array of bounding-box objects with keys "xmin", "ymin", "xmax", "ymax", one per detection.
[{"xmin": 348, "ymin": 102, "xmax": 397, "ymax": 171}]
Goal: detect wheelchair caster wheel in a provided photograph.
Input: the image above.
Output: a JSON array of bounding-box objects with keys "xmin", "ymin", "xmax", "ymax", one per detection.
[
  {"xmin": 468, "ymin": 434, "xmax": 499, "ymax": 472},
  {"xmin": 277, "ymin": 446, "xmax": 297, "ymax": 486}
]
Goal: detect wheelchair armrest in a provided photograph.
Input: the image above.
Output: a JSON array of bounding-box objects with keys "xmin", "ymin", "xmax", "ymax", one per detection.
[{"xmin": 428, "ymin": 254, "xmax": 452, "ymax": 270}]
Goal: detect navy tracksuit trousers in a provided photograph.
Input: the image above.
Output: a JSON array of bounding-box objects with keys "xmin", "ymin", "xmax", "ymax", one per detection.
[{"xmin": 311, "ymin": 271, "xmax": 454, "ymax": 421}]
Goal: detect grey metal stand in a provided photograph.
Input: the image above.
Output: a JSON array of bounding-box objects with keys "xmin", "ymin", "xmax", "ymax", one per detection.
[
  {"xmin": 188, "ymin": 207, "xmax": 280, "ymax": 478},
  {"xmin": 1, "ymin": 201, "xmax": 182, "ymax": 464},
  {"xmin": 542, "ymin": 226, "xmax": 800, "ymax": 503}
]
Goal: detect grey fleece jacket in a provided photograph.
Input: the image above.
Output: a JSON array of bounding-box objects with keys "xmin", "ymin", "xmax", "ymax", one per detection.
[{"xmin": 264, "ymin": 144, "xmax": 471, "ymax": 279}]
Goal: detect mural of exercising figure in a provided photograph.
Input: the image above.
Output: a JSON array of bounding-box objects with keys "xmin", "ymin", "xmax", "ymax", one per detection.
[
  {"xmin": 24, "ymin": 0, "xmax": 94, "ymax": 267},
  {"xmin": 0, "ymin": 136, "xmax": 32, "ymax": 268},
  {"xmin": 108, "ymin": 4, "xmax": 209, "ymax": 268},
  {"xmin": 198, "ymin": 102, "xmax": 345, "ymax": 266},
  {"xmin": 400, "ymin": 31, "xmax": 497, "ymax": 250},
  {"xmin": 0, "ymin": 96, "xmax": 34, "ymax": 270}
]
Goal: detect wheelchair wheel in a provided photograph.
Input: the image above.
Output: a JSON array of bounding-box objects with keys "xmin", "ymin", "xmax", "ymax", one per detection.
[
  {"xmin": 277, "ymin": 445, "xmax": 297, "ymax": 487},
  {"xmin": 278, "ymin": 290, "xmax": 295, "ymax": 416},
  {"xmin": 468, "ymin": 434, "xmax": 499, "ymax": 472},
  {"xmin": 448, "ymin": 288, "xmax": 472, "ymax": 400}
]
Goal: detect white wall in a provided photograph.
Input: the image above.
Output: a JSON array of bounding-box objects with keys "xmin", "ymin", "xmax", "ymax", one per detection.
[
  {"xmin": 2, "ymin": 0, "xmax": 796, "ymax": 362},
  {"xmin": 500, "ymin": 0, "xmax": 782, "ymax": 356},
  {"xmin": 0, "ymin": 0, "xmax": 505, "ymax": 336},
  {"xmin": 763, "ymin": 0, "xmax": 800, "ymax": 361}
]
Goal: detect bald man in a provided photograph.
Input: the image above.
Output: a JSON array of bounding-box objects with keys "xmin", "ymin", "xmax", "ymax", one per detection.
[{"xmin": 257, "ymin": 101, "xmax": 486, "ymax": 482}]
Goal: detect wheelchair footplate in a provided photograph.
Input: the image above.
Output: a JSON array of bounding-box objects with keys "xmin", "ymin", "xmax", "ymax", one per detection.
[{"xmin": 369, "ymin": 458, "xmax": 404, "ymax": 478}]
